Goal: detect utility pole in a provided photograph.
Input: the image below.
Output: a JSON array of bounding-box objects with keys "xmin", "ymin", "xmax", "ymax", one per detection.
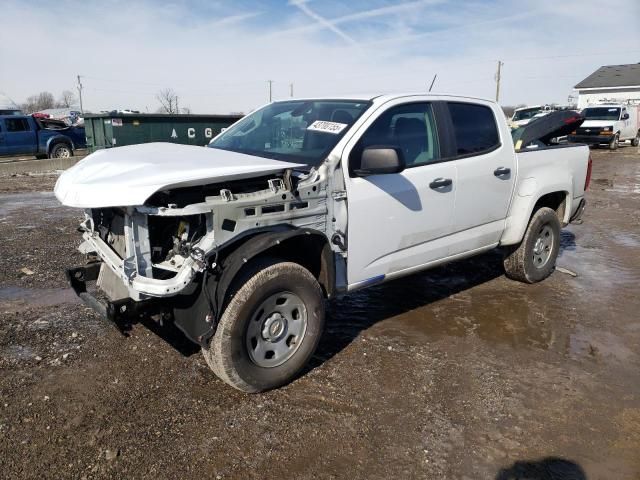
[
  {"xmin": 267, "ymin": 80, "xmax": 274, "ymax": 102},
  {"xmin": 290, "ymin": 83, "xmax": 294, "ymax": 98},
  {"xmin": 495, "ymin": 60, "xmax": 504, "ymax": 103},
  {"xmin": 76, "ymin": 75, "xmax": 84, "ymax": 113}
]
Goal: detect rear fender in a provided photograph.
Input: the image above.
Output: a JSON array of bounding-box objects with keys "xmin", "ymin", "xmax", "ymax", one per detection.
[
  {"xmin": 45, "ymin": 134, "xmax": 75, "ymax": 154},
  {"xmin": 500, "ymin": 185, "xmax": 571, "ymax": 245}
]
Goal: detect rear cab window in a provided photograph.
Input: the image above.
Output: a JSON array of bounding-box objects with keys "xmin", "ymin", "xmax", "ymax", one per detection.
[
  {"xmin": 447, "ymin": 102, "xmax": 500, "ymax": 157},
  {"xmin": 5, "ymin": 118, "xmax": 31, "ymax": 132}
]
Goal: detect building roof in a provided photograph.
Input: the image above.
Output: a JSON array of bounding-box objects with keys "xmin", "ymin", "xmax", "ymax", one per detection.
[{"xmin": 575, "ymin": 63, "xmax": 640, "ymax": 89}]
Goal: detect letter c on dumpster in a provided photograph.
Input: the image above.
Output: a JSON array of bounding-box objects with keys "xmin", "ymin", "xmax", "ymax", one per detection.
[{"xmin": 188, "ymin": 127, "xmax": 196, "ymax": 139}]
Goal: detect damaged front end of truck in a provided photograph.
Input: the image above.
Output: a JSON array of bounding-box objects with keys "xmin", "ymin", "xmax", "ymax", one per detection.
[
  {"xmin": 56, "ymin": 143, "xmax": 347, "ymax": 347},
  {"xmin": 55, "ymin": 98, "xmax": 370, "ymax": 384}
]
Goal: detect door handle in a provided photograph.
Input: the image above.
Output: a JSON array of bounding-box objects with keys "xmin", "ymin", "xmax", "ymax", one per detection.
[
  {"xmin": 429, "ymin": 177, "xmax": 452, "ymax": 189},
  {"xmin": 494, "ymin": 167, "xmax": 511, "ymax": 177}
]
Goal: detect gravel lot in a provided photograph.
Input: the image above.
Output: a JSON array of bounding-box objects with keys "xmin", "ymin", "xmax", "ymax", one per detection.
[{"xmin": 1, "ymin": 147, "xmax": 639, "ymax": 479}]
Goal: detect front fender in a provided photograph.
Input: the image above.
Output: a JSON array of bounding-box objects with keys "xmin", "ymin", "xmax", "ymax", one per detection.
[{"xmin": 172, "ymin": 227, "xmax": 330, "ymax": 346}]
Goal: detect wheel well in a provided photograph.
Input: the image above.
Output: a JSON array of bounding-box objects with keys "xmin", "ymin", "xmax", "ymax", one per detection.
[
  {"xmin": 173, "ymin": 230, "xmax": 334, "ymax": 346},
  {"xmin": 532, "ymin": 191, "xmax": 567, "ymax": 224},
  {"xmin": 49, "ymin": 140, "xmax": 72, "ymax": 154},
  {"xmin": 253, "ymin": 234, "xmax": 334, "ymax": 298}
]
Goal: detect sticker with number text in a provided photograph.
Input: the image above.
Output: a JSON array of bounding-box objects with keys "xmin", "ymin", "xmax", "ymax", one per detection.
[{"xmin": 307, "ymin": 120, "xmax": 348, "ymax": 134}]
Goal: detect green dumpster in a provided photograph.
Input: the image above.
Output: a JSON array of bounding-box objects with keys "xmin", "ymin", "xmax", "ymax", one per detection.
[{"xmin": 83, "ymin": 113, "xmax": 243, "ymax": 153}]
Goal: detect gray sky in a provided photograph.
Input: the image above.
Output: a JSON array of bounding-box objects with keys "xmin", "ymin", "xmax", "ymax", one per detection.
[{"xmin": 1, "ymin": 0, "xmax": 639, "ymax": 113}]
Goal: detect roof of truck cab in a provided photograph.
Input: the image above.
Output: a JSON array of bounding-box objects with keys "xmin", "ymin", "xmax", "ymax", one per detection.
[{"xmin": 276, "ymin": 92, "xmax": 497, "ymax": 104}]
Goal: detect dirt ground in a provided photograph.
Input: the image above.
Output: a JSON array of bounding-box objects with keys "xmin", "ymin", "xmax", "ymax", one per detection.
[{"xmin": 1, "ymin": 146, "xmax": 639, "ymax": 479}]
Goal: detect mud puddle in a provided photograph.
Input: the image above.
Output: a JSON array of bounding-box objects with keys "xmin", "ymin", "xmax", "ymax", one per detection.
[
  {"xmin": 328, "ymin": 220, "xmax": 640, "ymax": 369},
  {"xmin": 0, "ymin": 191, "xmax": 72, "ymax": 220},
  {"xmin": 0, "ymin": 286, "xmax": 79, "ymax": 313}
]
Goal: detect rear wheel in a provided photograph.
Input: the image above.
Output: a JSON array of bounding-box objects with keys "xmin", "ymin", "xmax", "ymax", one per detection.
[
  {"xmin": 608, "ymin": 133, "xmax": 619, "ymax": 150},
  {"xmin": 49, "ymin": 143, "xmax": 72, "ymax": 159},
  {"xmin": 202, "ymin": 260, "xmax": 325, "ymax": 393},
  {"xmin": 503, "ymin": 207, "xmax": 561, "ymax": 284},
  {"xmin": 631, "ymin": 132, "xmax": 640, "ymax": 147}
]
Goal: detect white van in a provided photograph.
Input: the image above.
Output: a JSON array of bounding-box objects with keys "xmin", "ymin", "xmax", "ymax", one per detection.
[{"xmin": 568, "ymin": 103, "xmax": 640, "ymax": 149}]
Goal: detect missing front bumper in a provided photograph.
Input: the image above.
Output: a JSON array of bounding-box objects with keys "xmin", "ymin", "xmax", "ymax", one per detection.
[{"xmin": 66, "ymin": 263, "xmax": 161, "ymax": 327}]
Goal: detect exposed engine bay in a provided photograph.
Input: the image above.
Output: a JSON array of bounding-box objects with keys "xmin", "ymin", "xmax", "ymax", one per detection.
[{"xmin": 77, "ymin": 167, "xmax": 339, "ymax": 303}]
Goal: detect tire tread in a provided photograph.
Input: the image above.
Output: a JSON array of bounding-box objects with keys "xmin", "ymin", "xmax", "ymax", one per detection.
[
  {"xmin": 202, "ymin": 261, "xmax": 323, "ymax": 393},
  {"xmin": 503, "ymin": 207, "xmax": 560, "ymax": 284}
]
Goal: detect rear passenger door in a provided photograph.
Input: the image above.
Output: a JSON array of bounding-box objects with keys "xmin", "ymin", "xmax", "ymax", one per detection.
[
  {"xmin": 4, "ymin": 118, "xmax": 37, "ymax": 155},
  {"xmin": 444, "ymin": 101, "xmax": 516, "ymax": 254}
]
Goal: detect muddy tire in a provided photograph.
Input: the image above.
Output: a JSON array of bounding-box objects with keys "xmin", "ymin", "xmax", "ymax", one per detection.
[
  {"xmin": 49, "ymin": 143, "xmax": 72, "ymax": 159},
  {"xmin": 202, "ymin": 260, "xmax": 325, "ymax": 393},
  {"xmin": 503, "ymin": 207, "xmax": 561, "ymax": 284},
  {"xmin": 631, "ymin": 132, "xmax": 640, "ymax": 147},
  {"xmin": 608, "ymin": 133, "xmax": 619, "ymax": 151}
]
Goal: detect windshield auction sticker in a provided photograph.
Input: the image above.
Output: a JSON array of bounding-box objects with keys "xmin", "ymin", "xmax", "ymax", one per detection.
[{"xmin": 307, "ymin": 120, "xmax": 348, "ymax": 134}]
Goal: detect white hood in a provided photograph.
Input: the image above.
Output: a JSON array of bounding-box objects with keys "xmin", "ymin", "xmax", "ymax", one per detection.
[
  {"xmin": 54, "ymin": 143, "xmax": 305, "ymax": 208},
  {"xmin": 581, "ymin": 120, "xmax": 616, "ymax": 129}
]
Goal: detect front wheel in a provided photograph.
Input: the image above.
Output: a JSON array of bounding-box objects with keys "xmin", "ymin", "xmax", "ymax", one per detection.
[
  {"xmin": 631, "ymin": 132, "xmax": 640, "ymax": 147},
  {"xmin": 503, "ymin": 207, "xmax": 561, "ymax": 284},
  {"xmin": 608, "ymin": 133, "xmax": 619, "ymax": 150},
  {"xmin": 202, "ymin": 260, "xmax": 325, "ymax": 393}
]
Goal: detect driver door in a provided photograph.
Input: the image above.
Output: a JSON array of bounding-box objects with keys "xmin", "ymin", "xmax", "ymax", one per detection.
[{"xmin": 343, "ymin": 101, "xmax": 457, "ymax": 287}]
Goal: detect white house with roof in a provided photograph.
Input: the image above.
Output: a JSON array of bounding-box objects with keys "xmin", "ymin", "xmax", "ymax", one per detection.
[{"xmin": 574, "ymin": 63, "xmax": 640, "ymax": 109}]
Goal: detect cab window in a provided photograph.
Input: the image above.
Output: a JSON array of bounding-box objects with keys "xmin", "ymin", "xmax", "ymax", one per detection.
[
  {"xmin": 447, "ymin": 102, "xmax": 500, "ymax": 156},
  {"xmin": 350, "ymin": 103, "xmax": 439, "ymax": 173},
  {"xmin": 5, "ymin": 118, "xmax": 30, "ymax": 132}
]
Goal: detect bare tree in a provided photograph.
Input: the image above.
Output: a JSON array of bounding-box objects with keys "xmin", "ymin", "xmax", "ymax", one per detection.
[
  {"xmin": 56, "ymin": 90, "xmax": 77, "ymax": 108},
  {"xmin": 20, "ymin": 91, "xmax": 55, "ymax": 113},
  {"xmin": 156, "ymin": 88, "xmax": 179, "ymax": 114}
]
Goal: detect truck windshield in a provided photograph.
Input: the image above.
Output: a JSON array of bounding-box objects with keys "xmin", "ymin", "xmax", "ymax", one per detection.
[
  {"xmin": 583, "ymin": 107, "xmax": 620, "ymax": 121},
  {"xmin": 512, "ymin": 108, "xmax": 541, "ymax": 121},
  {"xmin": 208, "ymin": 100, "xmax": 370, "ymax": 167}
]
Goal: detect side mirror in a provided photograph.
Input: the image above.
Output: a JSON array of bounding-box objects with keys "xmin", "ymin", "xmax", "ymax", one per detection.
[
  {"xmin": 354, "ymin": 146, "xmax": 405, "ymax": 176},
  {"xmin": 622, "ymin": 113, "xmax": 629, "ymax": 120}
]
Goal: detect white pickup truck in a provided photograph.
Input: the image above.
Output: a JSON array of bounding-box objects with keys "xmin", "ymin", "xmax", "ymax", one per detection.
[{"xmin": 55, "ymin": 93, "xmax": 591, "ymax": 392}]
